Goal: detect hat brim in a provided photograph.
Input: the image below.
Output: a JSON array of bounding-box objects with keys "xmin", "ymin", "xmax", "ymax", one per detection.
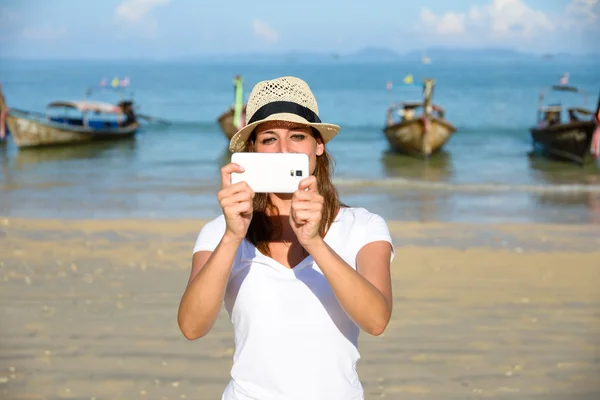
[{"xmin": 229, "ymin": 112, "xmax": 340, "ymax": 152}]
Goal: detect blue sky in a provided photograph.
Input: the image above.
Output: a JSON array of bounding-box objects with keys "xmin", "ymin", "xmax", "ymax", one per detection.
[{"xmin": 0, "ymin": 0, "xmax": 598, "ymax": 59}]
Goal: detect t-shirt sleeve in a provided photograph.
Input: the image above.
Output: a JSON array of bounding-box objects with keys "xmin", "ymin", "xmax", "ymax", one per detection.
[
  {"xmin": 193, "ymin": 215, "xmax": 226, "ymax": 254},
  {"xmin": 353, "ymin": 210, "xmax": 395, "ymax": 263}
]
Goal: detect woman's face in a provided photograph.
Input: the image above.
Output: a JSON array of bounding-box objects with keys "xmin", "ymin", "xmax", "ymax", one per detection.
[{"xmin": 253, "ymin": 120, "xmax": 324, "ymax": 174}]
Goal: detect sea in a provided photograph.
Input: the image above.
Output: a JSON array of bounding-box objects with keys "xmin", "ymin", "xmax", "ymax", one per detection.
[{"xmin": 1, "ymin": 58, "xmax": 599, "ymax": 224}]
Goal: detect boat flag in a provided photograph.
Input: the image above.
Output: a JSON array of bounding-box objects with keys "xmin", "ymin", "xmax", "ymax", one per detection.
[
  {"xmin": 0, "ymin": 108, "xmax": 6, "ymax": 140},
  {"xmin": 403, "ymin": 74, "xmax": 414, "ymax": 85},
  {"xmin": 559, "ymin": 72, "xmax": 569, "ymax": 86},
  {"xmin": 592, "ymin": 108, "xmax": 600, "ymax": 159},
  {"xmin": 119, "ymin": 77, "xmax": 131, "ymax": 87},
  {"xmin": 0, "ymin": 83, "xmax": 7, "ymax": 140},
  {"xmin": 101, "ymin": 77, "xmax": 130, "ymax": 89}
]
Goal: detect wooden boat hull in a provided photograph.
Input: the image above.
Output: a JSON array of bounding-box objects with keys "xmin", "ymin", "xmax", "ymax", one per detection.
[
  {"xmin": 217, "ymin": 105, "xmax": 246, "ymax": 140},
  {"xmin": 383, "ymin": 117, "xmax": 456, "ymax": 156},
  {"xmin": 6, "ymin": 113, "xmax": 139, "ymax": 148},
  {"xmin": 529, "ymin": 121, "xmax": 596, "ymax": 164}
]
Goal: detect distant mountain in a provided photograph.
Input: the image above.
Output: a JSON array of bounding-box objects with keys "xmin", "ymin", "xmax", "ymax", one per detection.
[
  {"xmin": 5, "ymin": 47, "xmax": 596, "ymax": 63},
  {"xmin": 549, "ymin": 51, "xmax": 600, "ymax": 61},
  {"xmin": 173, "ymin": 47, "xmax": 599, "ymax": 63},
  {"xmin": 402, "ymin": 47, "xmax": 533, "ymax": 62},
  {"xmin": 343, "ymin": 47, "xmax": 400, "ymax": 61},
  {"xmin": 176, "ymin": 51, "xmax": 336, "ymax": 63}
]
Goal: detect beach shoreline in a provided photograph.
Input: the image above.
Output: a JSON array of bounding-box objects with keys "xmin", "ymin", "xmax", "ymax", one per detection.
[{"xmin": 1, "ymin": 216, "xmax": 599, "ymax": 399}]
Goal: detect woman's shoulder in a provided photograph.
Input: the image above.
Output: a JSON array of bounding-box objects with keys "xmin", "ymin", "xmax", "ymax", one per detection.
[
  {"xmin": 331, "ymin": 206, "xmax": 394, "ymax": 261},
  {"xmin": 202, "ymin": 214, "xmax": 226, "ymax": 231},
  {"xmin": 193, "ymin": 214, "xmax": 226, "ymax": 254},
  {"xmin": 336, "ymin": 206, "xmax": 386, "ymax": 225}
]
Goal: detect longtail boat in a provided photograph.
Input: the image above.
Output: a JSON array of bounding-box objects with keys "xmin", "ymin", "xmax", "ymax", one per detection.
[
  {"xmin": 529, "ymin": 84, "xmax": 600, "ymax": 164},
  {"xmin": 217, "ymin": 75, "xmax": 246, "ymax": 140},
  {"xmin": 383, "ymin": 78, "xmax": 456, "ymax": 157},
  {"xmin": 218, "ymin": 104, "xmax": 247, "ymax": 140}
]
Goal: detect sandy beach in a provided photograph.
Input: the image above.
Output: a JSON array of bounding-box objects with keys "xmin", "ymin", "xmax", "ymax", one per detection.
[{"xmin": 1, "ymin": 217, "xmax": 599, "ymax": 400}]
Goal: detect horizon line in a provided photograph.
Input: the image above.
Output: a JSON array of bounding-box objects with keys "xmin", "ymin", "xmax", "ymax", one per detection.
[{"xmin": 0, "ymin": 46, "xmax": 598, "ymax": 62}]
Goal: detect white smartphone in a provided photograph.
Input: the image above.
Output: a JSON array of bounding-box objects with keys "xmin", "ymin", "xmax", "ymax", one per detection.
[{"xmin": 230, "ymin": 152, "xmax": 310, "ymax": 193}]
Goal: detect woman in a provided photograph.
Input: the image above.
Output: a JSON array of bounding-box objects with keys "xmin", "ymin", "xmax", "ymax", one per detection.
[{"xmin": 178, "ymin": 76, "xmax": 394, "ymax": 400}]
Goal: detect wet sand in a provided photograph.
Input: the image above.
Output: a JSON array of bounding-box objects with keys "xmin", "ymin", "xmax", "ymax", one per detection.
[{"xmin": 0, "ymin": 217, "xmax": 599, "ymax": 399}]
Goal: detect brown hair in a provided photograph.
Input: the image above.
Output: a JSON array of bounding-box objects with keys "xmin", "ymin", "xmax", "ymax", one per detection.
[{"xmin": 244, "ymin": 128, "xmax": 343, "ymax": 256}]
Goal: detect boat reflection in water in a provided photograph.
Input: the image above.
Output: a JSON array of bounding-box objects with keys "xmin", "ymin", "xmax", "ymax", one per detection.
[
  {"xmin": 14, "ymin": 139, "xmax": 138, "ymax": 166},
  {"xmin": 380, "ymin": 149, "xmax": 454, "ymax": 181}
]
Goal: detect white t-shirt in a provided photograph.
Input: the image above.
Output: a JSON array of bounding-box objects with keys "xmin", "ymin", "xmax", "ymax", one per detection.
[{"xmin": 193, "ymin": 207, "xmax": 394, "ymax": 400}]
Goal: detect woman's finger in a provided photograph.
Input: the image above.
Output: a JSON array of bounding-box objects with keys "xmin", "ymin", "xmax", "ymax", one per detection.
[
  {"xmin": 226, "ymin": 201, "xmax": 253, "ymax": 217},
  {"xmin": 218, "ymin": 181, "xmax": 254, "ymax": 202},
  {"xmin": 292, "ymin": 209, "xmax": 318, "ymax": 223},
  {"xmin": 291, "ymin": 201, "xmax": 322, "ymax": 213},
  {"xmin": 220, "ymin": 187, "xmax": 254, "ymax": 208},
  {"xmin": 298, "ymin": 176, "xmax": 318, "ymax": 192},
  {"xmin": 220, "ymin": 162, "xmax": 245, "ymax": 189}
]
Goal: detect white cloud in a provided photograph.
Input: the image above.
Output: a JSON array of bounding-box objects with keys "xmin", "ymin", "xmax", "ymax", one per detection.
[
  {"xmin": 566, "ymin": 0, "xmax": 599, "ymax": 26},
  {"xmin": 437, "ymin": 12, "xmax": 467, "ymax": 34},
  {"xmin": 419, "ymin": 8, "xmax": 437, "ymax": 25},
  {"xmin": 22, "ymin": 26, "xmax": 67, "ymax": 40},
  {"xmin": 488, "ymin": 0, "xmax": 553, "ymax": 37},
  {"xmin": 468, "ymin": 6, "xmax": 484, "ymax": 22},
  {"xmin": 115, "ymin": 0, "xmax": 170, "ymax": 22},
  {"xmin": 114, "ymin": 0, "xmax": 169, "ymax": 38},
  {"xmin": 418, "ymin": 0, "xmax": 553, "ymax": 38},
  {"xmin": 252, "ymin": 19, "xmax": 279, "ymax": 43}
]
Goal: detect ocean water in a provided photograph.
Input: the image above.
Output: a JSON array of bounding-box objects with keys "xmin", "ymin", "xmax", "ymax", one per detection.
[{"xmin": 1, "ymin": 58, "xmax": 599, "ymax": 224}]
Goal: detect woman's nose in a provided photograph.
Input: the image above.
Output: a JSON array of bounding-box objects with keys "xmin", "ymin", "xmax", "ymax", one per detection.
[{"xmin": 277, "ymin": 141, "xmax": 289, "ymax": 153}]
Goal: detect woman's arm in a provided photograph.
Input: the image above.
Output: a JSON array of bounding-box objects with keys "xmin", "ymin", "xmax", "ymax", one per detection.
[
  {"xmin": 290, "ymin": 176, "xmax": 393, "ymax": 336},
  {"xmin": 304, "ymin": 239, "xmax": 392, "ymax": 336},
  {"xmin": 177, "ymin": 162, "xmax": 254, "ymax": 340},
  {"xmin": 177, "ymin": 234, "xmax": 243, "ymax": 340}
]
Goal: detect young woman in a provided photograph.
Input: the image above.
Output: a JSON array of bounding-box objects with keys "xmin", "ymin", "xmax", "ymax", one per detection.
[{"xmin": 178, "ymin": 76, "xmax": 394, "ymax": 400}]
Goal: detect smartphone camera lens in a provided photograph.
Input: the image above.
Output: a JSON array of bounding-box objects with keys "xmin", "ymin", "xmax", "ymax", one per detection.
[{"xmin": 296, "ymin": 170, "xmax": 303, "ymax": 177}]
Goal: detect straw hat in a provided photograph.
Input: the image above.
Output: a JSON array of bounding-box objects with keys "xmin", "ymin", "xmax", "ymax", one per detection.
[{"xmin": 229, "ymin": 76, "xmax": 340, "ymax": 152}]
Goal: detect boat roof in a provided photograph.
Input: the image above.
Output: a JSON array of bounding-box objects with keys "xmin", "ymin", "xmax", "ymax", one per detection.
[
  {"xmin": 389, "ymin": 101, "xmax": 423, "ymax": 109},
  {"xmin": 568, "ymin": 107, "xmax": 593, "ymax": 115},
  {"xmin": 538, "ymin": 85, "xmax": 589, "ymax": 109},
  {"xmin": 550, "ymin": 85, "xmax": 579, "ymax": 93},
  {"xmin": 401, "ymin": 101, "xmax": 423, "ymax": 108},
  {"xmin": 47, "ymin": 100, "xmax": 123, "ymax": 114},
  {"xmin": 541, "ymin": 105, "xmax": 562, "ymax": 112}
]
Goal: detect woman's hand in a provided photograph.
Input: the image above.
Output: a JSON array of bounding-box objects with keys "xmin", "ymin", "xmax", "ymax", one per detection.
[
  {"xmin": 217, "ymin": 163, "xmax": 255, "ymax": 241},
  {"xmin": 290, "ymin": 176, "xmax": 324, "ymax": 246}
]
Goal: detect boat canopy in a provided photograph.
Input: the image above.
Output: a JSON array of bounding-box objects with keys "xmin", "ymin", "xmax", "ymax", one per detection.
[
  {"xmin": 388, "ymin": 101, "xmax": 423, "ymax": 110},
  {"xmin": 540, "ymin": 105, "xmax": 562, "ymax": 112},
  {"xmin": 47, "ymin": 101, "xmax": 123, "ymax": 114},
  {"xmin": 538, "ymin": 85, "xmax": 588, "ymax": 110},
  {"xmin": 550, "ymin": 85, "xmax": 579, "ymax": 93}
]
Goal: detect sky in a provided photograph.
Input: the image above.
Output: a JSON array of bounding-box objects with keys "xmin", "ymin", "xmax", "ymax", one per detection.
[{"xmin": 0, "ymin": 0, "xmax": 598, "ymax": 59}]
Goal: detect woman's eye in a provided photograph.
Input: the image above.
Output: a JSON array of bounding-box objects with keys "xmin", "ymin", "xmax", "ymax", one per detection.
[
  {"xmin": 291, "ymin": 134, "xmax": 306, "ymax": 141},
  {"xmin": 261, "ymin": 137, "xmax": 275, "ymax": 145}
]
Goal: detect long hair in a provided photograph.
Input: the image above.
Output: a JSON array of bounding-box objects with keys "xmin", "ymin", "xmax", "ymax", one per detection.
[{"xmin": 243, "ymin": 128, "xmax": 343, "ymax": 256}]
